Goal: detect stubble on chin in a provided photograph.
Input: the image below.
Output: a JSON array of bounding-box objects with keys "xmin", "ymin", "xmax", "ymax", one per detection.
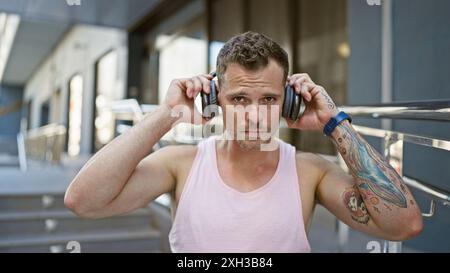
[{"xmin": 236, "ymin": 138, "xmax": 273, "ymax": 151}]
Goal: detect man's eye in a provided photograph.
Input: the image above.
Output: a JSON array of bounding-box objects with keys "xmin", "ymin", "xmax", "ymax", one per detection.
[
  {"xmin": 264, "ymin": 97, "xmax": 276, "ymax": 103},
  {"xmin": 232, "ymin": 96, "xmax": 246, "ymax": 103}
]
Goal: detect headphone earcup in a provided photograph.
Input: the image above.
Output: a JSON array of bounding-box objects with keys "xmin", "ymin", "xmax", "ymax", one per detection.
[
  {"xmin": 209, "ymin": 80, "xmax": 218, "ymax": 118},
  {"xmin": 290, "ymin": 92, "xmax": 302, "ymax": 120},
  {"xmin": 282, "ymin": 85, "xmax": 302, "ymax": 121},
  {"xmin": 201, "ymin": 90, "xmax": 210, "ymax": 117},
  {"xmin": 201, "ymin": 79, "xmax": 218, "ymax": 118},
  {"xmin": 282, "ymin": 85, "xmax": 293, "ymax": 119},
  {"xmin": 283, "ymin": 85, "xmax": 296, "ymax": 119}
]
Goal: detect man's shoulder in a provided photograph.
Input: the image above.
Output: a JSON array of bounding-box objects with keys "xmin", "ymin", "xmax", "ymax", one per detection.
[
  {"xmin": 295, "ymin": 150, "xmax": 337, "ymax": 176},
  {"xmin": 152, "ymin": 144, "xmax": 198, "ymax": 181},
  {"xmin": 158, "ymin": 144, "xmax": 199, "ymax": 197},
  {"xmin": 157, "ymin": 144, "xmax": 198, "ymax": 161},
  {"xmin": 295, "ymin": 150, "xmax": 328, "ymax": 165}
]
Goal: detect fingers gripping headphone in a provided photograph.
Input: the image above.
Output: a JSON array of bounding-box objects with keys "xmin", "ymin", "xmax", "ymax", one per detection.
[{"xmin": 201, "ymin": 72, "xmax": 303, "ymax": 120}]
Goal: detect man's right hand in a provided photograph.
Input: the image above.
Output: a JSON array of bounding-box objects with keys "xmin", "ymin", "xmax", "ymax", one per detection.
[
  {"xmin": 163, "ymin": 74, "xmax": 214, "ymax": 125},
  {"xmin": 66, "ymin": 74, "xmax": 216, "ymax": 219}
]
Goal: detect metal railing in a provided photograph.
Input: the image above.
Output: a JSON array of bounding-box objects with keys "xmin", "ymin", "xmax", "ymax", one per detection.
[
  {"xmin": 24, "ymin": 124, "xmax": 67, "ymax": 166},
  {"xmin": 341, "ymin": 100, "xmax": 450, "ymax": 122},
  {"xmin": 340, "ymin": 99, "xmax": 450, "ymax": 253},
  {"xmin": 109, "ymin": 100, "xmax": 216, "ymax": 146}
]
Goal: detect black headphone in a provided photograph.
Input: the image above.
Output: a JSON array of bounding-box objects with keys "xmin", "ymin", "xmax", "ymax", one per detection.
[{"xmin": 201, "ymin": 72, "xmax": 303, "ymax": 120}]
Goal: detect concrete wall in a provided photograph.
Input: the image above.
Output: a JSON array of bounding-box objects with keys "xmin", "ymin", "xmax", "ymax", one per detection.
[
  {"xmin": 348, "ymin": 0, "xmax": 450, "ymax": 252},
  {"xmin": 391, "ymin": 0, "xmax": 450, "ymax": 252},
  {"xmin": 24, "ymin": 25, "xmax": 128, "ymax": 155}
]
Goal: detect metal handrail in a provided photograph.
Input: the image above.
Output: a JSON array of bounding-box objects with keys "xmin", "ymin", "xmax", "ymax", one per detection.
[
  {"xmin": 109, "ymin": 99, "xmax": 146, "ymax": 122},
  {"xmin": 340, "ymin": 101, "xmax": 450, "ymax": 253},
  {"xmin": 342, "ymin": 100, "xmax": 450, "ymax": 205},
  {"xmin": 351, "ymin": 125, "xmax": 450, "ymax": 151},
  {"xmin": 17, "ymin": 132, "xmax": 27, "ymax": 172},
  {"xmin": 24, "ymin": 124, "xmax": 66, "ymax": 164},
  {"xmin": 341, "ymin": 99, "xmax": 450, "ymax": 122},
  {"xmin": 336, "ymin": 100, "xmax": 450, "ymax": 253},
  {"xmin": 403, "ymin": 176, "xmax": 450, "ymax": 207}
]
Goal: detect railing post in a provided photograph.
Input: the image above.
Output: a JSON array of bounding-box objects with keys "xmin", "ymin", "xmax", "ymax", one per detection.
[
  {"xmin": 337, "ymin": 220, "xmax": 349, "ymax": 253},
  {"xmin": 382, "ymin": 132, "xmax": 404, "ymax": 253}
]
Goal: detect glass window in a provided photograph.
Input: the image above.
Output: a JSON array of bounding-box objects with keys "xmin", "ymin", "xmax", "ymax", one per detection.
[
  {"xmin": 51, "ymin": 89, "xmax": 61, "ymax": 124},
  {"xmin": 209, "ymin": 0, "xmax": 244, "ymax": 71},
  {"xmin": 157, "ymin": 23, "xmax": 207, "ymax": 105},
  {"xmin": 40, "ymin": 100, "xmax": 50, "ymax": 127},
  {"xmin": 94, "ymin": 50, "xmax": 120, "ymax": 152},
  {"xmin": 68, "ymin": 75, "xmax": 83, "ymax": 157},
  {"xmin": 209, "ymin": 0, "xmax": 292, "ymax": 70},
  {"xmin": 248, "ymin": 0, "xmax": 292, "ymax": 61},
  {"xmin": 144, "ymin": 0, "xmax": 207, "ymax": 142},
  {"xmin": 295, "ymin": 0, "xmax": 348, "ymax": 155}
]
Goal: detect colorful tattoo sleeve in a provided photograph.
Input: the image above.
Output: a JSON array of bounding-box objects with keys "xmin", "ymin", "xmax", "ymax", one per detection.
[{"xmin": 331, "ymin": 121, "xmax": 410, "ymax": 225}]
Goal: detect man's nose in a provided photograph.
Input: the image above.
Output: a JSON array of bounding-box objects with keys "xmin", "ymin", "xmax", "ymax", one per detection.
[{"xmin": 245, "ymin": 104, "xmax": 261, "ymax": 124}]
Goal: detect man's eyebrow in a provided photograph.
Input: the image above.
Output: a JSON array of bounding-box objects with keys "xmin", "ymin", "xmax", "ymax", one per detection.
[
  {"xmin": 225, "ymin": 91, "xmax": 249, "ymax": 97},
  {"xmin": 225, "ymin": 91, "xmax": 282, "ymax": 97},
  {"xmin": 261, "ymin": 92, "xmax": 281, "ymax": 97}
]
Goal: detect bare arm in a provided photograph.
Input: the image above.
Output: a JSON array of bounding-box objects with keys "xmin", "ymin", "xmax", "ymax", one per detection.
[
  {"xmin": 286, "ymin": 73, "xmax": 423, "ymax": 241},
  {"xmin": 64, "ymin": 105, "xmax": 178, "ymax": 218},
  {"xmin": 64, "ymin": 73, "xmax": 213, "ymax": 218},
  {"xmin": 317, "ymin": 120, "xmax": 423, "ymax": 241}
]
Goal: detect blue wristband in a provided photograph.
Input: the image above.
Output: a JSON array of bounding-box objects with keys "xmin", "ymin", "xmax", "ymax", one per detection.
[{"xmin": 323, "ymin": 111, "xmax": 352, "ymax": 136}]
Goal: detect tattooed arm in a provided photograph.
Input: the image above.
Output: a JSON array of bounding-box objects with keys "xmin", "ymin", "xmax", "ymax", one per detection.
[
  {"xmin": 286, "ymin": 73, "xmax": 423, "ymax": 240},
  {"xmin": 315, "ymin": 120, "xmax": 423, "ymax": 241}
]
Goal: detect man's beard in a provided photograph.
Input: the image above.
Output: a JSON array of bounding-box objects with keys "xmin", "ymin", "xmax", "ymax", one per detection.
[{"xmin": 236, "ymin": 137, "xmax": 272, "ymax": 151}]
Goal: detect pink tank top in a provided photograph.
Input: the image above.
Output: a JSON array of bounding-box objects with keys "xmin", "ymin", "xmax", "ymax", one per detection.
[{"xmin": 169, "ymin": 136, "xmax": 311, "ymax": 253}]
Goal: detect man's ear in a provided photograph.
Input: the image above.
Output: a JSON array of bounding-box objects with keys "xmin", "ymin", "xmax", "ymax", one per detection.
[
  {"xmin": 215, "ymin": 79, "xmax": 222, "ymax": 104},
  {"xmin": 216, "ymin": 78, "xmax": 220, "ymax": 92}
]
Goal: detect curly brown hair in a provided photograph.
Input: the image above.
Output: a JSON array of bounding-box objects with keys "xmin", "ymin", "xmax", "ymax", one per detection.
[{"xmin": 216, "ymin": 31, "xmax": 289, "ymax": 85}]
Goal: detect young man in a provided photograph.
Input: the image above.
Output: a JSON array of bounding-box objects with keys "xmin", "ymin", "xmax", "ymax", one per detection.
[{"xmin": 65, "ymin": 31, "xmax": 423, "ymax": 252}]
